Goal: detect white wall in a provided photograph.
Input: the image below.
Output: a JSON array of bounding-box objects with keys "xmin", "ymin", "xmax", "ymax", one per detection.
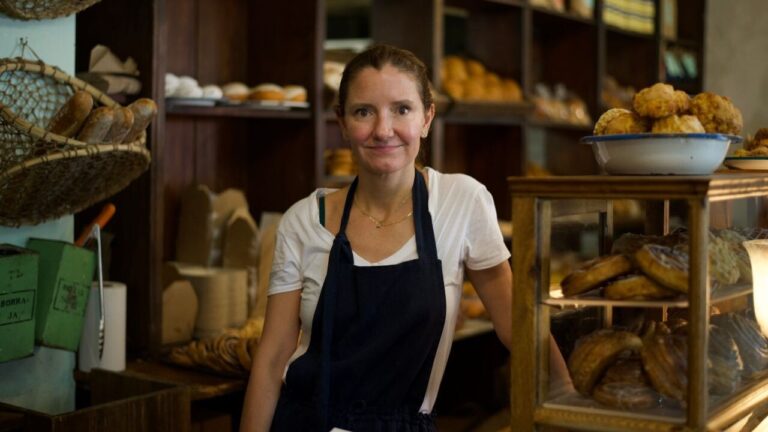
[
  {"xmin": 705, "ymin": 1, "xmax": 768, "ymax": 136},
  {"xmin": 0, "ymin": 13, "xmax": 77, "ymax": 415}
]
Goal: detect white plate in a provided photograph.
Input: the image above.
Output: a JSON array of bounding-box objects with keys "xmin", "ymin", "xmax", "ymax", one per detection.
[
  {"xmin": 723, "ymin": 157, "xmax": 768, "ymax": 171},
  {"xmin": 580, "ymin": 133, "xmax": 743, "ymax": 175},
  {"xmin": 165, "ymin": 97, "xmax": 218, "ymax": 107}
]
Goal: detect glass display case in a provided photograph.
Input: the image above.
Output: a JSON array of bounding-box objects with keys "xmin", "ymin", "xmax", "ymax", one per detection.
[{"xmin": 509, "ymin": 174, "xmax": 768, "ymax": 431}]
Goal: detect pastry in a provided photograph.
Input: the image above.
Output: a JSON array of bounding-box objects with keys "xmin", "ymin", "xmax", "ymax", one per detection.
[
  {"xmin": 711, "ymin": 313, "xmax": 768, "ymax": 378},
  {"xmin": 567, "ymin": 329, "xmax": 643, "ymax": 395},
  {"xmin": 123, "ymin": 98, "xmax": 158, "ymax": 143},
  {"xmin": 249, "ymin": 83, "xmax": 285, "ymax": 101},
  {"xmin": 463, "ymin": 77, "xmax": 486, "ymax": 100},
  {"xmin": 103, "ymin": 106, "xmax": 135, "ymax": 143},
  {"xmin": 716, "ymin": 229, "xmax": 752, "ymax": 283},
  {"xmin": 651, "ymin": 115, "xmax": 705, "ymax": 133},
  {"xmin": 76, "ymin": 106, "xmax": 114, "ymax": 143},
  {"xmin": 708, "ymin": 324, "xmax": 743, "ymax": 395},
  {"xmin": 593, "ymin": 108, "xmax": 649, "ymax": 135},
  {"xmin": 222, "ymin": 82, "xmax": 250, "ymax": 101},
  {"xmin": 501, "ymin": 79, "xmax": 522, "ymax": 102},
  {"xmin": 443, "ymin": 56, "xmax": 468, "ymax": 82},
  {"xmin": 690, "ymin": 92, "xmax": 743, "ymax": 135},
  {"xmin": 442, "ymin": 79, "xmax": 464, "ymax": 100},
  {"xmin": 201, "ymin": 84, "xmax": 223, "ymax": 99},
  {"xmin": 560, "ymin": 254, "xmax": 633, "ymax": 296},
  {"xmin": 47, "ymin": 90, "xmax": 94, "ymax": 137},
  {"xmin": 602, "ymin": 274, "xmax": 678, "ymax": 300},
  {"xmin": 611, "ymin": 233, "xmax": 667, "ymax": 260},
  {"xmin": 641, "ymin": 332, "xmax": 688, "ymax": 402},
  {"xmin": 600, "ymin": 358, "xmax": 649, "ymax": 386},
  {"xmin": 633, "ymin": 83, "xmax": 687, "ymax": 118},
  {"xmin": 283, "ymin": 85, "xmax": 307, "ymax": 102},
  {"xmin": 635, "ymin": 244, "xmax": 689, "ymax": 293},
  {"xmin": 466, "ymin": 59, "xmax": 486, "ymax": 78}
]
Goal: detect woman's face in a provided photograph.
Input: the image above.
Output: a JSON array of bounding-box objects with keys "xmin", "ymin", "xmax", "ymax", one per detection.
[{"xmin": 339, "ymin": 64, "xmax": 434, "ymax": 176}]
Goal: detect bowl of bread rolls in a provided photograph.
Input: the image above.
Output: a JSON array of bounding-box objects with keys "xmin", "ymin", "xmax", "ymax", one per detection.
[{"xmin": 581, "ymin": 83, "xmax": 743, "ymax": 175}]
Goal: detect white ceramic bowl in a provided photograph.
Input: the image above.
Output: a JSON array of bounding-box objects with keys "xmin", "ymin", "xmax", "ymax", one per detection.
[{"xmin": 581, "ymin": 133, "xmax": 742, "ymax": 175}]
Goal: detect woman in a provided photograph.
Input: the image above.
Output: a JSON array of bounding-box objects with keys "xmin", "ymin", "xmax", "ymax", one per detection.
[{"xmin": 240, "ymin": 44, "xmax": 565, "ymax": 431}]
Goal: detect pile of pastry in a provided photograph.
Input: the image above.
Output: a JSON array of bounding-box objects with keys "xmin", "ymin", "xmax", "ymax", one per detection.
[
  {"xmin": 560, "ymin": 228, "xmax": 752, "ymax": 300},
  {"xmin": 221, "ymin": 82, "xmax": 307, "ymax": 103},
  {"xmin": 593, "ymin": 82, "xmax": 743, "ymax": 136},
  {"xmin": 166, "ymin": 317, "xmax": 262, "ymax": 377},
  {"xmin": 47, "ymin": 90, "xmax": 156, "ymax": 144},
  {"xmin": 440, "ymin": 56, "xmax": 523, "ymax": 103},
  {"xmin": 733, "ymin": 128, "xmax": 768, "ymax": 157},
  {"xmin": 568, "ymin": 313, "xmax": 768, "ymax": 409}
]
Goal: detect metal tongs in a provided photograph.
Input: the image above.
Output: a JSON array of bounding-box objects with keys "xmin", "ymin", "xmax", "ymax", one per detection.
[{"xmin": 75, "ymin": 203, "xmax": 116, "ymax": 360}]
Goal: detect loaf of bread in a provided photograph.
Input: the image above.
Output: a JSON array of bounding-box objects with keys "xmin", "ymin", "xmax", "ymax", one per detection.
[
  {"xmin": 122, "ymin": 98, "xmax": 157, "ymax": 143},
  {"xmin": 283, "ymin": 85, "xmax": 307, "ymax": 102},
  {"xmin": 76, "ymin": 107, "xmax": 115, "ymax": 143},
  {"xmin": 249, "ymin": 83, "xmax": 284, "ymax": 101},
  {"xmin": 103, "ymin": 106, "xmax": 135, "ymax": 143},
  {"xmin": 47, "ymin": 90, "xmax": 94, "ymax": 137}
]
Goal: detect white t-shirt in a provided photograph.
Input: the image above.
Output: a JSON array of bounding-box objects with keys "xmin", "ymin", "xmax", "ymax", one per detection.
[{"xmin": 268, "ymin": 167, "xmax": 510, "ymax": 413}]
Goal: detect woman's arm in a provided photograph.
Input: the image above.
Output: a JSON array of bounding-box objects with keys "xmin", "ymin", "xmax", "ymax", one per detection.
[
  {"xmin": 466, "ymin": 262, "xmax": 574, "ymax": 395},
  {"xmin": 239, "ymin": 290, "xmax": 301, "ymax": 432}
]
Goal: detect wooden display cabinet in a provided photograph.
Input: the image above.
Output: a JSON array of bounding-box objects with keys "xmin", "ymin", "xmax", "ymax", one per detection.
[{"xmin": 509, "ymin": 174, "xmax": 768, "ymax": 431}]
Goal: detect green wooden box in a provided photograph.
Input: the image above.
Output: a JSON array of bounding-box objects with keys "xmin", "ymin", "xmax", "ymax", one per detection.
[
  {"xmin": 26, "ymin": 239, "xmax": 95, "ymax": 352},
  {"xmin": 0, "ymin": 244, "xmax": 38, "ymax": 362}
]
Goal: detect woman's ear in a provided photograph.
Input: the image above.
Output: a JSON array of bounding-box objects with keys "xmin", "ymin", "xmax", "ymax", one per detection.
[{"xmin": 422, "ymin": 103, "xmax": 436, "ymax": 137}]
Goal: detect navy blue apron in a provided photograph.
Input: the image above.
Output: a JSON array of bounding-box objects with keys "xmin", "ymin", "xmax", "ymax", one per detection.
[{"xmin": 271, "ymin": 171, "xmax": 446, "ymax": 431}]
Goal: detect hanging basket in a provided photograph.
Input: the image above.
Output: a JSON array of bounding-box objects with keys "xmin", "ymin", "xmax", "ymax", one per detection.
[
  {"xmin": 0, "ymin": 0, "xmax": 102, "ymax": 20},
  {"xmin": 0, "ymin": 58, "xmax": 151, "ymax": 226}
]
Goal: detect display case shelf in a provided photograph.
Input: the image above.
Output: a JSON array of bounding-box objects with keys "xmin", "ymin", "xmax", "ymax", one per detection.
[
  {"xmin": 166, "ymin": 104, "xmax": 312, "ymax": 119},
  {"xmin": 545, "ymin": 283, "xmax": 753, "ymax": 309}
]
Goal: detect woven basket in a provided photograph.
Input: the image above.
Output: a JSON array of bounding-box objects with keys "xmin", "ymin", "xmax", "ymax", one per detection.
[
  {"xmin": 0, "ymin": 58, "xmax": 151, "ymax": 226},
  {"xmin": 0, "ymin": 0, "xmax": 101, "ymax": 20}
]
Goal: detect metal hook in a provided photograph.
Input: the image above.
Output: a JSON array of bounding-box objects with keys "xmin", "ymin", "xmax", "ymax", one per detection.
[{"xmin": 10, "ymin": 37, "xmax": 43, "ymax": 62}]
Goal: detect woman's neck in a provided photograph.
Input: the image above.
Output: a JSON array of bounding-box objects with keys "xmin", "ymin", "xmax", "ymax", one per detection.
[{"xmin": 355, "ymin": 167, "xmax": 419, "ymax": 213}]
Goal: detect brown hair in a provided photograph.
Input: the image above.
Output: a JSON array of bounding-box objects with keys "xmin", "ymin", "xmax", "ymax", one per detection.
[{"xmin": 336, "ymin": 44, "xmax": 434, "ymax": 116}]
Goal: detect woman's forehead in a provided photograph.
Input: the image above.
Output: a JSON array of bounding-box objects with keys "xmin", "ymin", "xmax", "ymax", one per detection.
[{"xmin": 347, "ymin": 65, "xmax": 421, "ymax": 99}]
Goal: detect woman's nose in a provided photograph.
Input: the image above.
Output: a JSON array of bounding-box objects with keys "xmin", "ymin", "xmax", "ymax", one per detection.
[{"xmin": 373, "ymin": 114, "xmax": 394, "ymax": 139}]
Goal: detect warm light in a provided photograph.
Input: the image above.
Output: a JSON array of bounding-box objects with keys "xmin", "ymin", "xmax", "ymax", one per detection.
[{"xmin": 743, "ymin": 240, "xmax": 768, "ymax": 337}]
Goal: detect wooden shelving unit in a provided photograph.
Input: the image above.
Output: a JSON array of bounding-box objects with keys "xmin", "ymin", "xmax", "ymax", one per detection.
[{"xmin": 73, "ymin": 0, "xmax": 708, "ymax": 362}]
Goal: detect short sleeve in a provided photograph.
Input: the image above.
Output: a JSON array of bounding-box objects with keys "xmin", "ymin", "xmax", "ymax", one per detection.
[
  {"xmin": 463, "ymin": 186, "xmax": 511, "ymax": 270},
  {"xmin": 267, "ymin": 225, "xmax": 303, "ymax": 295}
]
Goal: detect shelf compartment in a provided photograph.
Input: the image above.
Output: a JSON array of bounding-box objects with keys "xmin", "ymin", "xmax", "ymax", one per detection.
[
  {"xmin": 531, "ymin": 5, "xmax": 595, "ymax": 26},
  {"xmin": 545, "ymin": 283, "xmax": 752, "ymax": 308},
  {"xmin": 441, "ymin": 101, "xmax": 532, "ymax": 125},
  {"xmin": 166, "ymin": 104, "xmax": 311, "ymax": 119}
]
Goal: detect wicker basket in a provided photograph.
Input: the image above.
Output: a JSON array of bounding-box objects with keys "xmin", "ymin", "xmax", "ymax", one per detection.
[
  {"xmin": 0, "ymin": 58, "xmax": 151, "ymax": 226},
  {"xmin": 0, "ymin": 0, "xmax": 102, "ymax": 20}
]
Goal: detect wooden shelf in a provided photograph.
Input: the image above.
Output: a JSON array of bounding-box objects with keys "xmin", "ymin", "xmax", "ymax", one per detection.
[
  {"xmin": 545, "ymin": 283, "xmax": 752, "ymax": 309},
  {"xmin": 123, "ymin": 360, "xmax": 245, "ymax": 401},
  {"xmin": 166, "ymin": 104, "xmax": 312, "ymax": 120},
  {"xmin": 606, "ymin": 24, "xmax": 655, "ymax": 40},
  {"xmin": 531, "ymin": 5, "xmax": 594, "ymax": 25}
]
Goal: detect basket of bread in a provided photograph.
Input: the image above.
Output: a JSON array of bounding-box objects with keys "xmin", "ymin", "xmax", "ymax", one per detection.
[
  {"xmin": 582, "ymin": 82, "xmax": 743, "ymax": 175},
  {"xmin": 0, "ymin": 58, "xmax": 153, "ymax": 226},
  {"xmin": 0, "ymin": 0, "xmax": 102, "ymax": 20}
]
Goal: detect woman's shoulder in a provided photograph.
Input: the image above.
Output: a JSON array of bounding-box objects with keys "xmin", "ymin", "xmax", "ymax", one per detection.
[
  {"xmin": 279, "ymin": 188, "xmax": 332, "ymax": 233},
  {"xmin": 427, "ymin": 168, "xmax": 487, "ymax": 199}
]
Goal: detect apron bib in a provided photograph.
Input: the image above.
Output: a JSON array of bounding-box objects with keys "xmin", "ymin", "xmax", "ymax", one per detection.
[{"xmin": 272, "ymin": 171, "xmax": 446, "ymax": 431}]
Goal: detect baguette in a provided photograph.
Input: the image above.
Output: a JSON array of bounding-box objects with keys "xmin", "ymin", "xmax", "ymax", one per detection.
[
  {"xmin": 76, "ymin": 107, "xmax": 115, "ymax": 143},
  {"xmin": 47, "ymin": 91, "xmax": 94, "ymax": 137},
  {"xmin": 103, "ymin": 106, "xmax": 135, "ymax": 143},
  {"xmin": 122, "ymin": 98, "xmax": 157, "ymax": 143}
]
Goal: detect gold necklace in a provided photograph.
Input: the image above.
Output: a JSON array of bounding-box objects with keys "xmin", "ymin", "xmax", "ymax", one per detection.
[{"xmin": 353, "ymin": 194, "xmax": 413, "ymax": 229}]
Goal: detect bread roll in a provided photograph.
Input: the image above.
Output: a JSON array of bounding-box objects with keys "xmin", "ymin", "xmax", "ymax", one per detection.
[
  {"xmin": 76, "ymin": 107, "xmax": 115, "ymax": 143},
  {"xmin": 122, "ymin": 98, "xmax": 157, "ymax": 143},
  {"xmin": 103, "ymin": 106, "xmax": 135, "ymax": 143},
  {"xmin": 222, "ymin": 82, "xmax": 250, "ymax": 101},
  {"xmin": 47, "ymin": 90, "xmax": 94, "ymax": 137},
  {"xmin": 249, "ymin": 83, "xmax": 284, "ymax": 101},
  {"xmin": 283, "ymin": 85, "xmax": 307, "ymax": 102}
]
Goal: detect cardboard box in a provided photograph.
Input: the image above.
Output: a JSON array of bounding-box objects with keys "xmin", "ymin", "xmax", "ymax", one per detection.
[
  {"xmin": 0, "ymin": 244, "xmax": 38, "ymax": 362},
  {"xmin": 27, "ymin": 239, "xmax": 95, "ymax": 352}
]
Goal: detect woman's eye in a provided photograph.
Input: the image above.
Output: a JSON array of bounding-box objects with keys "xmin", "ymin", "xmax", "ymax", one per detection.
[
  {"xmin": 353, "ymin": 108, "xmax": 371, "ymax": 118},
  {"xmin": 397, "ymin": 105, "xmax": 411, "ymax": 115}
]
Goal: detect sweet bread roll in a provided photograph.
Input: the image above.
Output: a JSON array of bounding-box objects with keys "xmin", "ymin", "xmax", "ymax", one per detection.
[
  {"xmin": 568, "ymin": 329, "xmax": 643, "ymax": 396},
  {"xmin": 641, "ymin": 332, "xmax": 688, "ymax": 402},
  {"xmin": 123, "ymin": 98, "xmax": 158, "ymax": 143},
  {"xmin": 466, "ymin": 59, "xmax": 486, "ymax": 78},
  {"xmin": 443, "ymin": 56, "xmax": 468, "ymax": 82},
  {"xmin": 560, "ymin": 254, "xmax": 633, "ymax": 296},
  {"xmin": 103, "ymin": 106, "xmax": 135, "ymax": 143},
  {"xmin": 249, "ymin": 83, "xmax": 284, "ymax": 101},
  {"xmin": 283, "ymin": 85, "xmax": 307, "ymax": 102},
  {"xmin": 594, "ymin": 108, "xmax": 649, "ymax": 135},
  {"xmin": 47, "ymin": 90, "xmax": 94, "ymax": 137},
  {"xmin": 611, "ymin": 233, "xmax": 667, "ymax": 261},
  {"xmin": 501, "ymin": 79, "xmax": 522, "ymax": 102},
  {"xmin": 711, "ymin": 313, "xmax": 768, "ymax": 378},
  {"xmin": 222, "ymin": 82, "xmax": 250, "ymax": 101},
  {"xmin": 633, "ymin": 83, "xmax": 687, "ymax": 118},
  {"xmin": 463, "ymin": 78, "xmax": 486, "ymax": 100},
  {"xmin": 602, "ymin": 274, "xmax": 678, "ymax": 300},
  {"xmin": 635, "ymin": 244, "xmax": 689, "ymax": 293},
  {"xmin": 690, "ymin": 92, "xmax": 743, "ymax": 135},
  {"xmin": 76, "ymin": 106, "xmax": 114, "ymax": 143},
  {"xmin": 651, "ymin": 115, "xmax": 705, "ymax": 133},
  {"xmin": 442, "ymin": 79, "xmax": 464, "ymax": 100}
]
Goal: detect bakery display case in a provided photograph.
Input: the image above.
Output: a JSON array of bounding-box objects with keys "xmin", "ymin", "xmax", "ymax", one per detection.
[{"xmin": 509, "ymin": 174, "xmax": 768, "ymax": 431}]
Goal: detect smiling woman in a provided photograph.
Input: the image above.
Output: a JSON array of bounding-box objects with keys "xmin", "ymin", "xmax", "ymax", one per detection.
[{"xmin": 240, "ymin": 44, "xmax": 550, "ymax": 432}]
